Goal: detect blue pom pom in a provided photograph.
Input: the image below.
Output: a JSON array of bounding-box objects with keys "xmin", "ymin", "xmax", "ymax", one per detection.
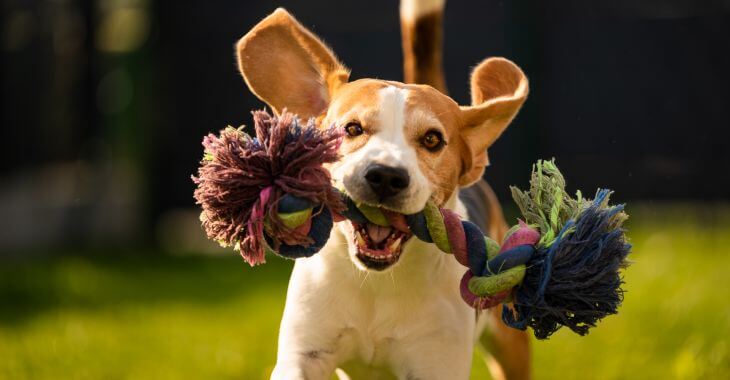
[
  {"xmin": 502, "ymin": 190, "xmax": 631, "ymax": 339},
  {"xmin": 462, "ymin": 221, "xmax": 487, "ymax": 275},
  {"xmin": 266, "ymin": 206, "xmax": 333, "ymax": 259},
  {"xmin": 405, "ymin": 212, "xmax": 432, "ymax": 243}
]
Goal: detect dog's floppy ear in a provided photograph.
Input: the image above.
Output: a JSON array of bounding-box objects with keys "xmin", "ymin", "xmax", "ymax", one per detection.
[
  {"xmin": 236, "ymin": 8, "xmax": 350, "ymax": 119},
  {"xmin": 458, "ymin": 57, "xmax": 528, "ymax": 186}
]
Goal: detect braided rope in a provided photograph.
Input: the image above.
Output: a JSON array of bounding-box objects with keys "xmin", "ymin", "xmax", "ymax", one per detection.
[
  {"xmin": 194, "ymin": 112, "xmax": 631, "ymax": 338},
  {"xmin": 270, "ymin": 190, "xmax": 540, "ymax": 310}
]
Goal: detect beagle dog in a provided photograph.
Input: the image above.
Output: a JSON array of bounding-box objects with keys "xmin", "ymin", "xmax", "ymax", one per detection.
[{"xmin": 236, "ymin": 1, "xmax": 530, "ymax": 378}]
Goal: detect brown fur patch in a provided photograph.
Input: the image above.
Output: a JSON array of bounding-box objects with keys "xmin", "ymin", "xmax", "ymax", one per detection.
[
  {"xmin": 324, "ymin": 80, "xmax": 465, "ymax": 205},
  {"xmin": 237, "ymin": 8, "xmax": 349, "ymax": 119}
]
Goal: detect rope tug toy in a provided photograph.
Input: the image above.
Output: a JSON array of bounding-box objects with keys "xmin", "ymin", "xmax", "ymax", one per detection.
[{"xmin": 193, "ymin": 110, "xmax": 631, "ymax": 339}]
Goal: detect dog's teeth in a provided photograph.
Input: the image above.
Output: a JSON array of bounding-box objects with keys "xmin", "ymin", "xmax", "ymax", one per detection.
[
  {"xmin": 355, "ymin": 231, "xmax": 366, "ymax": 246},
  {"xmin": 389, "ymin": 238, "xmax": 402, "ymax": 252}
]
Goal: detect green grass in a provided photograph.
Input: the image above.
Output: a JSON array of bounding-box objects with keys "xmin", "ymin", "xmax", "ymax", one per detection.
[{"xmin": 1, "ymin": 204, "xmax": 729, "ymax": 379}]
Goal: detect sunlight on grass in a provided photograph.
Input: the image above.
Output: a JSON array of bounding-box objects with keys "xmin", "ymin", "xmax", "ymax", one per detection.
[
  {"xmin": 1, "ymin": 204, "xmax": 729, "ymax": 379},
  {"xmin": 530, "ymin": 204, "xmax": 730, "ymax": 380}
]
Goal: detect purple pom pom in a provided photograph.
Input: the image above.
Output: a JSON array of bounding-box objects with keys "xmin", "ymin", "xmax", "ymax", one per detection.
[{"xmin": 192, "ymin": 110, "xmax": 344, "ymax": 265}]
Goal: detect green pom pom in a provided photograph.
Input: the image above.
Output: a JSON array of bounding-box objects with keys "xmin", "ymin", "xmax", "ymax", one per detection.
[
  {"xmin": 509, "ymin": 159, "xmax": 587, "ymax": 248},
  {"xmin": 277, "ymin": 208, "xmax": 313, "ymax": 229},
  {"xmin": 468, "ymin": 265, "xmax": 526, "ymax": 297}
]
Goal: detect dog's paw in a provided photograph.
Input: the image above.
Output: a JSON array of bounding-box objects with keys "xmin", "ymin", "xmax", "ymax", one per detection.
[{"xmin": 270, "ymin": 364, "xmax": 307, "ymax": 380}]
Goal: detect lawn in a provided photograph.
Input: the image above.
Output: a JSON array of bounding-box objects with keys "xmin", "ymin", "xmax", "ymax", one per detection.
[{"xmin": 1, "ymin": 204, "xmax": 729, "ymax": 379}]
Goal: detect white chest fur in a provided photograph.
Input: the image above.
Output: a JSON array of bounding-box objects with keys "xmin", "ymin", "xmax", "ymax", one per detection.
[{"xmin": 271, "ymin": 197, "xmax": 476, "ymax": 380}]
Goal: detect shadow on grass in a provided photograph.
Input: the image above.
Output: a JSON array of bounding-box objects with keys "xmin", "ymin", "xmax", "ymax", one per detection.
[{"xmin": 0, "ymin": 250, "xmax": 294, "ymax": 326}]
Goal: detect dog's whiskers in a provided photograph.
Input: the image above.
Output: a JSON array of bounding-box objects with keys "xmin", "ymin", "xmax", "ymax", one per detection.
[{"xmin": 359, "ymin": 270, "xmax": 370, "ymax": 289}]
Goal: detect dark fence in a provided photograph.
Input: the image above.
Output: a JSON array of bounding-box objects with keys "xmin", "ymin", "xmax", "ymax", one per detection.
[{"xmin": 1, "ymin": 0, "xmax": 729, "ymax": 249}]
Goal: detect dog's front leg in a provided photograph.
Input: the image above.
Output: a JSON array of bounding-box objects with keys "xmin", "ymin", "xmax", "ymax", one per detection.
[
  {"xmin": 271, "ymin": 259, "xmax": 356, "ymax": 380},
  {"xmin": 271, "ymin": 314, "xmax": 344, "ymax": 380},
  {"xmin": 271, "ymin": 355, "xmax": 336, "ymax": 380},
  {"xmin": 271, "ymin": 312, "xmax": 344, "ymax": 380}
]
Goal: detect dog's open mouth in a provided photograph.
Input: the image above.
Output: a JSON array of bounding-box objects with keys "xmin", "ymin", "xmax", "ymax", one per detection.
[{"xmin": 351, "ymin": 220, "xmax": 413, "ymax": 271}]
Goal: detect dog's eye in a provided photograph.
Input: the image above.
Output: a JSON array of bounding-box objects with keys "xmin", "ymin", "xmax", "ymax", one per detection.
[
  {"xmin": 344, "ymin": 122, "xmax": 364, "ymax": 137},
  {"xmin": 421, "ymin": 130, "xmax": 445, "ymax": 151}
]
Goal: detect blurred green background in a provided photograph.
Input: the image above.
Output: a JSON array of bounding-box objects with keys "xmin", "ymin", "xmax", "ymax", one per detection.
[
  {"xmin": 2, "ymin": 205, "xmax": 729, "ymax": 379},
  {"xmin": 2, "ymin": 0, "xmax": 730, "ymax": 379}
]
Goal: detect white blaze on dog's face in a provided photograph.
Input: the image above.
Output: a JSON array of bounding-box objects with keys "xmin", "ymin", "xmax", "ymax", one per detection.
[
  {"xmin": 326, "ymin": 82, "xmax": 438, "ymax": 214},
  {"xmin": 323, "ymin": 81, "xmax": 464, "ymax": 270},
  {"xmin": 237, "ymin": 8, "xmax": 528, "ymax": 271}
]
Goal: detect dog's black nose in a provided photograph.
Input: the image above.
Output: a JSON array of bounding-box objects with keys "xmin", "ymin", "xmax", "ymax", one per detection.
[{"xmin": 365, "ymin": 164, "xmax": 410, "ymax": 200}]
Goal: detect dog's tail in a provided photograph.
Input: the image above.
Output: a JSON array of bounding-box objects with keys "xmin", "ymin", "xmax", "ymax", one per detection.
[
  {"xmin": 402, "ymin": 0, "xmax": 508, "ymax": 242},
  {"xmin": 400, "ymin": 0, "xmax": 447, "ymax": 93}
]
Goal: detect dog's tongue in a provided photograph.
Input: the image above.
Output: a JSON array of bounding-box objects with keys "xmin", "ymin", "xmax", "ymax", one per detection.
[{"xmin": 366, "ymin": 223, "xmax": 392, "ymax": 244}]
